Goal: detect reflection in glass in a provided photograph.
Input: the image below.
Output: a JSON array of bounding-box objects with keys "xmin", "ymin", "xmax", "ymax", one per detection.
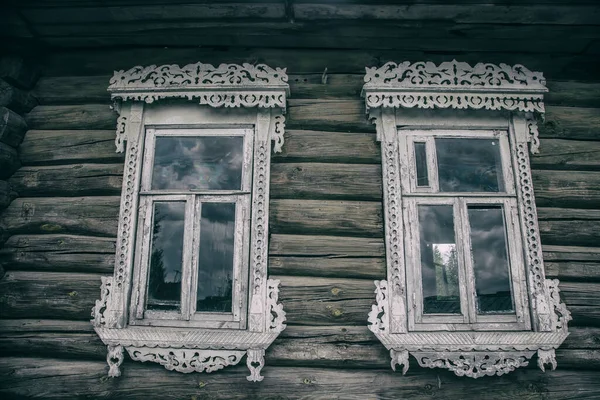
[
  {"xmin": 147, "ymin": 202, "xmax": 185, "ymax": 311},
  {"xmin": 418, "ymin": 205, "xmax": 461, "ymax": 314},
  {"xmin": 414, "ymin": 142, "xmax": 429, "ymax": 187},
  {"xmin": 436, "ymin": 138, "xmax": 505, "ymax": 192},
  {"xmin": 196, "ymin": 203, "xmax": 235, "ymax": 313},
  {"xmin": 152, "ymin": 136, "xmax": 244, "ymax": 191},
  {"xmin": 469, "ymin": 206, "xmax": 514, "ymax": 314}
]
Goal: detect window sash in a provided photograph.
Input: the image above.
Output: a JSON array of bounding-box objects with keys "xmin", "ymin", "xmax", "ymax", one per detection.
[
  {"xmin": 399, "ymin": 129, "xmax": 515, "ymax": 197},
  {"xmin": 404, "ymin": 196, "xmax": 530, "ymax": 331}
]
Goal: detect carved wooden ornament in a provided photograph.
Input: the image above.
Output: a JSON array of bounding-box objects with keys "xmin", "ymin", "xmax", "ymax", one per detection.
[
  {"xmin": 363, "ymin": 60, "xmax": 570, "ymax": 378},
  {"xmin": 92, "ymin": 63, "xmax": 289, "ymax": 381}
]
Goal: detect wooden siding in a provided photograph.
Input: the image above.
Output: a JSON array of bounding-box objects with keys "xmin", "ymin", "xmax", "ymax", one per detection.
[{"xmin": 1, "ymin": 47, "xmax": 600, "ymax": 399}]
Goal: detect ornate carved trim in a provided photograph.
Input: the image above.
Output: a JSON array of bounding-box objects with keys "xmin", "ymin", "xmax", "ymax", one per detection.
[
  {"xmin": 362, "ymin": 60, "xmax": 547, "ymax": 114},
  {"xmin": 267, "ymin": 279, "xmax": 287, "ymax": 333},
  {"xmin": 107, "ymin": 345, "xmax": 124, "ymax": 378},
  {"xmin": 413, "ymin": 351, "xmax": 535, "ymax": 379},
  {"xmin": 127, "ymin": 348, "xmax": 245, "ymax": 374},
  {"xmin": 246, "ymin": 349, "xmax": 265, "ymax": 382},
  {"xmin": 108, "ymin": 63, "xmax": 289, "ymax": 111}
]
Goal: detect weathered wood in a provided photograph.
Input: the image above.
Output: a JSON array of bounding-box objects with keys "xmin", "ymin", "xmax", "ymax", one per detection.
[
  {"xmin": 31, "ymin": 75, "xmax": 600, "ymax": 108},
  {"xmin": 269, "ymin": 234, "xmax": 384, "ymax": 258},
  {"xmin": 3, "ymin": 357, "xmax": 600, "ymax": 399},
  {"xmin": 532, "ymin": 170, "xmax": 600, "ymax": 209},
  {"xmin": 0, "ymin": 180, "xmax": 15, "ymax": 210},
  {"xmin": 292, "ymin": 4, "xmax": 600, "ymax": 25},
  {"xmin": 544, "ymin": 245, "xmax": 600, "ymax": 282},
  {"xmin": 270, "ymin": 199, "xmax": 383, "ymax": 237},
  {"xmin": 0, "ymin": 142, "xmax": 20, "ymax": 180},
  {"xmin": 0, "ymin": 55, "xmax": 39, "ymax": 90},
  {"xmin": 0, "ymin": 78, "xmax": 37, "ymax": 114},
  {"xmin": 9, "ymin": 164, "xmax": 123, "ymax": 197},
  {"xmin": 0, "ymin": 106, "xmax": 28, "ymax": 147},
  {"xmin": 0, "ymin": 197, "xmax": 120, "ymax": 237},
  {"xmin": 0, "ymin": 234, "xmax": 115, "ymax": 274},
  {"xmin": 18, "ymin": 130, "xmax": 123, "ymax": 166},
  {"xmin": 538, "ymin": 208, "xmax": 600, "ymax": 248},
  {"xmin": 532, "ymin": 139, "xmax": 600, "ymax": 171},
  {"xmin": 23, "ymin": 103, "xmax": 600, "ymax": 141},
  {"xmin": 542, "ymin": 106, "xmax": 600, "ymax": 141}
]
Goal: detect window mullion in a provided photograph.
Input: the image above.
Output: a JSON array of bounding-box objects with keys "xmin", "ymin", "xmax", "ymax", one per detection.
[
  {"xmin": 455, "ymin": 197, "xmax": 476, "ymax": 324},
  {"xmin": 185, "ymin": 195, "xmax": 202, "ymax": 320},
  {"xmin": 133, "ymin": 195, "xmax": 153, "ymax": 320}
]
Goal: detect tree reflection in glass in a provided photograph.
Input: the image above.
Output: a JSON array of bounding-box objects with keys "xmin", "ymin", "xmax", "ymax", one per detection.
[
  {"xmin": 436, "ymin": 138, "xmax": 504, "ymax": 192},
  {"xmin": 152, "ymin": 136, "xmax": 244, "ymax": 191},
  {"xmin": 468, "ymin": 206, "xmax": 514, "ymax": 314},
  {"xmin": 147, "ymin": 202, "xmax": 185, "ymax": 311},
  {"xmin": 418, "ymin": 205, "xmax": 461, "ymax": 314},
  {"xmin": 196, "ymin": 203, "xmax": 235, "ymax": 313}
]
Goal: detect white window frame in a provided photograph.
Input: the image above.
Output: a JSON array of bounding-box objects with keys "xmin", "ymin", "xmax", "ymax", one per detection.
[
  {"xmin": 91, "ymin": 62, "xmax": 289, "ymax": 382},
  {"xmin": 364, "ymin": 60, "xmax": 571, "ymax": 379}
]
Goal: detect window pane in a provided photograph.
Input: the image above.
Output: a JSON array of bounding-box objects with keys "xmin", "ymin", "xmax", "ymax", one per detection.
[
  {"xmin": 414, "ymin": 142, "xmax": 429, "ymax": 187},
  {"xmin": 418, "ymin": 205, "xmax": 461, "ymax": 314},
  {"xmin": 196, "ymin": 203, "xmax": 235, "ymax": 313},
  {"xmin": 468, "ymin": 206, "xmax": 515, "ymax": 314},
  {"xmin": 152, "ymin": 136, "xmax": 244, "ymax": 190},
  {"xmin": 436, "ymin": 138, "xmax": 505, "ymax": 193},
  {"xmin": 147, "ymin": 202, "xmax": 185, "ymax": 311}
]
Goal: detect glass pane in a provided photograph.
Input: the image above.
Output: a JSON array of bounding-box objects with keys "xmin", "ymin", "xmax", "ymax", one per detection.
[
  {"xmin": 414, "ymin": 142, "xmax": 429, "ymax": 187},
  {"xmin": 196, "ymin": 203, "xmax": 236, "ymax": 313},
  {"xmin": 436, "ymin": 138, "xmax": 505, "ymax": 193},
  {"xmin": 151, "ymin": 136, "xmax": 244, "ymax": 191},
  {"xmin": 147, "ymin": 202, "xmax": 185, "ymax": 311},
  {"xmin": 468, "ymin": 206, "xmax": 515, "ymax": 314},
  {"xmin": 418, "ymin": 205, "xmax": 461, "ymax": 314}
]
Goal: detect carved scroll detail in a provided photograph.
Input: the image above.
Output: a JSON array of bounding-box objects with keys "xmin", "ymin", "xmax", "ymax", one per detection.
[
  {"xmin": 537, "ymin": 349, "xmax": 557, "ymax": 372},
  {"xmin": 270, "ymin": 112, "xmax": 286, "ymax": 153},
  {"xmin": 368, "ymin": 280, "xmax": 389, "ymax": 334},
  {"xmin": 266, "ymin": 279, "xmax": 287, "ymax": 333},
  {"xmin": 246, "ymin": 349, "xmax": 265, "ymax": 382},
  {"xmin": 414, "ymin": 351, "xmax": 534, "ymax": 379},
  {"xmin": 546, "ymin": 279, "xmax": 572, "ymax": 332},
  {"xmin": 91, "ymin": 276, "xmax": 113, "ymax": 327},
  {"xmin": 390, "ymin": 349, "xmax": 409, "ymax": 375},
  {"xmin": 127, "ymin": 347, "xmax": 244, "ymax": 373},
  {"xmin": 115, "ymin": 115, "xmax": 127, "ymax": 153},
  {"xmin": 107, "ymin": 345, "xmax": 124, "ymax": 378},
  {"xmin": 526, "ymin": 115, "xmax": 541, "ymax": 154}
]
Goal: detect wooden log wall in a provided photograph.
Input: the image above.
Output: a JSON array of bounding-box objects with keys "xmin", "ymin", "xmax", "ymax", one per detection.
[{"xmin": 1, "ymin": 45, "xmax": 600, "ymax": 398}]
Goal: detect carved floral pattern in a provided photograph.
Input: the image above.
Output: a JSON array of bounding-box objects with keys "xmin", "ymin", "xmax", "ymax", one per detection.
[
  {"xmin": 107, "ymin": 345, "xmax": 124, "ymax": 378},
  {"xmin": 92, "ymin": 276, "xmax": 112, "ymax": 327},
  {"xmin": 127, "ymin": 347, "xmax": 245, "ymax": 374},
  {"xmin": 414, "ymin": 351, "xmax": 535, "ymax": 379},
  {"xmin": 368, "ymin": 280, "xmax": 389, "ymax": 334},
  {"xmin": 537, "ymin": 348, "xmax": 557, "ymax": 372},
  {"xmin": 390, "ymin": 349, "xmax": 409, "ymax": 375},
  {"xmin": 246, "ymin": 349, "xmax": 265, "ymax": 382},
  {"xmin": 546, "ymin": 279, "xmax": 572, "ymax": 332},
  {"xmin": 270, "ymin": 112, "xmax": 286, "ymax": 153},
  {"xmin": 267, "ymin": 279, "xmax": 287, "ymax": 333},
  {"xmin": 364, "ymin": 61, "xmax": 546, "ymax": 90}
]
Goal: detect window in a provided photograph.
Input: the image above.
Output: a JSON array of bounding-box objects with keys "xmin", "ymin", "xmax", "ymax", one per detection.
[
  {"xmin": 363, "ymin": 60, "xmax": 571, "ymax": 378},
  {"xmin": 92, "ymin": 62, "xmax": 289, "ymax": 382}
]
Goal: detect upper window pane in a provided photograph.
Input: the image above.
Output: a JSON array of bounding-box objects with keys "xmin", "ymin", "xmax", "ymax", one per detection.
[
  {"xmin": 436, "ymin": 138, "xmax": 505, "ymax": 193},
  {"xmin": 468, "ymin": 205, "xmax": 514, "ymax": 314},
  {"xmin": 152, "ymin": 136, "xmax": 244, "ymax": 191},
  {"xmin": 414, "ymin": 142, "xmax": 429, "ymax": 187},
  {"xmin": 418, "ymin": 205, "xmax": 461, "ymax": 315}
]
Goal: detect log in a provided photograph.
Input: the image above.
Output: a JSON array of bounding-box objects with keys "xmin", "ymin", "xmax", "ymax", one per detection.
[
  {"xmin": 532, "ymin": 139, "xmax": 600, "ymax": 171},
  {"xmin": 269, "ymin": 234, "xmax": 384, "ymax": 258},
  {"xmin": 23, "ymin": 103, "xmax": 600, "ymax": 141},
  {"xmin": 32, "ymin": 75, "xmax": 600, "ymax": 108},
  {"xmin": 2, "ymin": 270, "xmax": 596, "ymax": 326},
  {"xmin": 0, "ymin": 180, "xmax": 15, "ymax": 210},
  {"xmin": 537, "ymin": 208, "xmax": 600, "ymax": 248},
  {"xmin": 0, "ymin": 234, "xmax": 116, "ymax": 274},
  {"xmin": 0, "ymin": 197, "xmax": 120, "ymax": 237},
  {"xmin": 0, "ymin": 78, "xmax": 37, "ymax": 114},
  {"xmin": 0, "ymin": 106, "xmax": 28, "ymax": 147},
  {"xmin": 2, "ymin": 357, "xmax": 600, "ymax": 399},
  {"xmin": 9, "ymin": 163, "xmax": 124, "ymax": 197},
  {"xmin": 0, "ymin": 55, "xmax": 39, "ymax": 90},
  {"xmin": 18, "ymin": 130, "xmax": 123, "ymax": 166},
  {"xmin": 532, "ymin": 170, "xmax": 600, "ymax": 209},
  {"xmin": 544, "ymin": 245, "xmax": 600, "ymax": 282},
  {"xmin": 0, "ymin": 142, "xmax": 20, "ymax": 180}
]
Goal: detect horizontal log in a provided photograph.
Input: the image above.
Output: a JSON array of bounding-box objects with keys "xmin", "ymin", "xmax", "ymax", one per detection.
[
  {"xmin": 0, "ymin": 142, "xmax": 19, "ymax": 180},
  {"xmin": 292, "ymin": 4, "xmax": 600, "ymax": 25},
  {"xmin": 4, "ymin": 357, "xmax": 600, "ymax": 400},
  {"xmin": 23, "ymin": 103, "xmax": 600, "ymax": 141},
  {"xmin": 544, "ymin": 245, "xmax": 600, "ymax": 282},
  {"xmin": 19, "ymin": 130, "xmax": 123, "ymax": 166},
  {"xmin": 32, "ymin": 75, "xmax": 600, "ymax": 109},
  {"xmin": 532, "ymin": 170, "xmax": 600, "ymax": 209},
  {"xmin": 532, "ymin": 139, "xmax": 600, "ymax": 171},
  {"xmin": 537, "ymin": 208, "xmax": 600, "ymax": 248},
  {"xmin": 0, "ymin": 180, "xmax": 15, "ymax": 210},
  {"xmin": 0, "ymin": 197, "xmax": 120, "ymax": 237},
  {"xmin": 1, "ymin": 270, "xmax": 597, "ymax": 326},
  {"xmin": 0, "ymin": 106, "xmax": 27, "ymax": 147},
  {"xmin": 0, "ymin": 234, "xmax": 116, "ymax": 274},
  {"xmin": 0, "ymin": 55, "xmax": 39, "ymax": 90},
  {"xmin": 0, "ymin": 78, "xmax": 37, "ymax": 114}
]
